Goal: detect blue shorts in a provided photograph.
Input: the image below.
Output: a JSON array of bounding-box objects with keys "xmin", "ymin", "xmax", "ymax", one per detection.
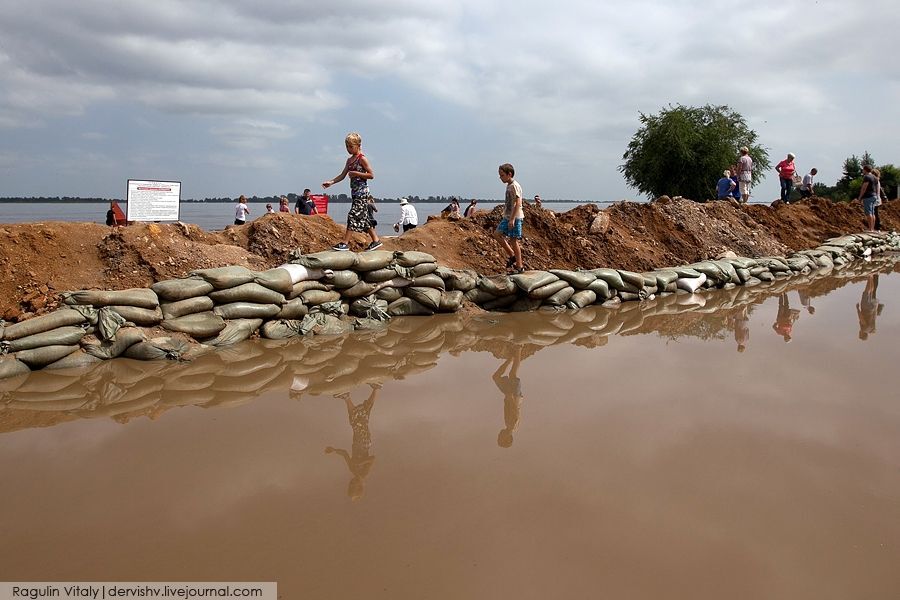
[
  {"xmin": 497, "ymin": 218, "xmax": 523, "ymax": 239},
  {"xmin": 862, "ymin": 196, "xmax": 877, "ymax": 216}
]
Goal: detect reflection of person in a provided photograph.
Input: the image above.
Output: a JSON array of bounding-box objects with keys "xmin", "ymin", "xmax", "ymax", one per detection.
[
  {"xmin": 322, "ymin": 132, "xmax": 382, "ymax": 251},
  {"xmin": 492, "ymin": 346, "xmax": 524, "ymax": 448},
  {"xmin": 464, "ymin": 199, "xmax": 478, "ymax": 218},
  {"xmin": 798, "ymin": 289, "xmax": 816, "ymax": 315},
  {"xmin": 857, "ymin": 274, "xmax": 884, "ymax": 341},
  {"xmin": 716, "ymin": 170, "xmax": 736, "ymax": 200},
  {"xmin": 738, "ymin": 146, "xmax": 753, "ymax": 202},
  {"xmin": 776, "ymin": 152, "xmax": 796, "ymax": 203},
  {"xmin": 733, "ymin": 305, "xmax": 750, "ymax": 352},
  {"xmin": 234, "ymin": 195, "xmax": 250, "ymax": 225},
  {"xmin": 325, "ymin": 384, "xmax": 379, "ymax": 500},
  {"xmin": 394, "ymin": 197, "xmax": 418, "ymax": 232},
  {"xmin": 772, "ymin": 293, "xmax": 800, "ymax": 342}
]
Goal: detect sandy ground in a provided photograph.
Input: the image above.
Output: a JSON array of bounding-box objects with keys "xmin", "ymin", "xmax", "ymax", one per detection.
[{"xmin": 1, "ymin": 196, "xmax": 897, "ymax": 321}]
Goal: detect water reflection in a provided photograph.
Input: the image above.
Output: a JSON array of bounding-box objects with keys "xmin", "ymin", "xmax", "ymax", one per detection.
[
  {"xmin": 325, "ymin": 384, "xmax": 380, "ymax": 500},
  {"xmin": 857, "ymin": 274, "xmax": 885, "ymax": 340},
  {"xmin": 1, "ymin": 256, "xmax": 897, "ymax": 437}
]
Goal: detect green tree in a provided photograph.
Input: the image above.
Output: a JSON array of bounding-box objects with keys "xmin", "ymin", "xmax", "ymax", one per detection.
[{"xmin": 619, "ymin": 104, "xmax": 770, "ymax": 201}]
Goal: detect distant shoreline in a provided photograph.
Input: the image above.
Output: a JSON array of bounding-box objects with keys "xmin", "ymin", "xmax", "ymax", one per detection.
[{"xmin": 0, "ymin": 197, "xmax": 598, "ymax": 204}]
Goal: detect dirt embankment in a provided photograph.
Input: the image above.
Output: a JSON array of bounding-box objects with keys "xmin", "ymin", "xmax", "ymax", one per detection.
[{"xmin": 1, "ymin": 197, "xmax": 897, "ymax": 321}]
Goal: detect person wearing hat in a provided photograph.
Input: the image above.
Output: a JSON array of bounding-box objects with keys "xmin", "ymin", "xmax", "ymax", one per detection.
[
  {"xmin": 394, "ymin": 197, "xmax": 418, "ymax": 233},
  {"xmin": 776, "ymin": 152, "xmax": 797, "ymax": 203},
  {"xmin": 737, "ymin": 146, "xmax": 753, "ymax": 203}
]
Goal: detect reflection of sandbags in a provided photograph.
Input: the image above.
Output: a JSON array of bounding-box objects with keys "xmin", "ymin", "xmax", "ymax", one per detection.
[
  {"xmin": 376, "ymin": 287, "xmax": 403, "ymax": 302},
  {"xmin": 405, "ymin": 287, "xmax": 442, "ymax": 311},
  {"xmin": 587, "ymin": 268, "xmax": 625, "ymax": 291},
  {"xmin": 363, "ymin": 268, "xmax": 398, "ymax": 283},
  {"xmin": 529, "ymin": 279, "xmax": 569, "ymax": 300},
  {"xmin": 393, "ymin": 250, "xmax": 436, "ymax": 267},
  {"xmin": 0, "ymin": 355, "xmax": 31, "ymax": 381},
  {"xmin": 108, "ymin": 305, "xmax": 163, "ymax": 326},
  {"xmin": 211, "ymin": 364, "xmax": 285, "ymax": 395},
  {"xmin": 411, "ymin": 274, "xmax": 445, "ymax": 290},
  {"xmin": 299, "ymin": 313, "xmax": 354, "ymax": 336},
  {"xmin": 483, "ymin": 294, "xmax": 518, "ymax": 310},
  {"xmin": 97, "ymin": 306, "xmax": 127, "ymax": 341},
  {"xmin": 388, "ymin": 297, "xmax": 434, "ymax": 316},
  {"xmin": 340, "ymin": 281, "xmax": 378, "ymax": 299},
  {"xmin": 279, "ymin": 263, "xmax": 324, "ymax": 284},
  {"xmin": 512, "ymin": 271, "xmax": 558, "ymax": 293},
  {"xmin": 253, "ymin": 268, "xmax": 294, "ymax": 295},
  {"xmin": 300, "ymin": 290, "xmax": 342, "ymax": 306},
  {"xmin": 326, "ymin": 270, "xmax": 360, "ymax": 289},
  {"xmin": 45, "ymin": 349, "xmax": 104, "ymax": 371},
  {"xmin": 544, "ymin": 286, "xmax": 575, "ymax": 306},
  {"xmin": 292, "ymin": 250, "xmax": 358, "ymax": 270},
  {"xmin": 62, "ymin": 288, "xmax": 159, "ymax": 309},
  {"xmin": 203, "ymin": 319, "xmax": 263, "ymax": 347},
  {"xmin": 160, "ymin": 296, "xmax": 215, "ymax": 320},
  {"xmin": 2, "ymin": 308, "xmax": 88, "ymax": 341},
  {"xmin": 290, "ymin": 280, "xmax": 329, "ymax": 298},
  {"xmin": 162, "ymin": 311, "xmax": 227, "ymax": 337},
  {"xmin": 478, "ymin": 274, "xmax": 516, "ymax": 296},
  {"xmin": 567, "ymin": 289, "xmax": 597, "ymax": 309},
  {"xmin": 83, "ymin": 328, "xmax": 146, "ymax": 359},
  {"xmin": 354, "ymin": 250, "xmax": 394, "ymax": 272},
  {"xmin": 209, "ymin": 283, "xmax": 285, "ymax": 305},
  {"xmin": 439, "ymin": 290, "xmax": 464, "ymax": 312},
  {"xmin": 163, "ymin": 372, "xmax": 217, "ymax": 392},
  {"xmin": 152, "ymin": 278, "xmax": 214, "ymax": 301},
  {"xmin": 510, "ymin": 297, "xmax": 543, "ymax": 312},
  {"xmin": 676, "ymin": 272, "xmax": 708, "ymax": 292},
  {"xmin": 123, "ymin": 337, "xmax": 191, "ymax": 361},
  {"xmin": 276, "ymin": 298, "xmax": 309, "ymax": 319},
  {"xmin": 213, "ymin": 302, "xmax": 281, "ymax": 320},
  {"xmin": 190, "ymin": 265, "xmax": 255, "ymax": 289},
  {"xmin": 549, "ymin": 270, "xmax": 597, "ymax": 289},
  {"xmin": 261, "ymin": 319, "xmax": 305, "ymax": 340},
  {"xmin": 15, "ymin": 345, "xmax": 80, "ymax": 369},
  {"xmin": 3, "ymin": 326, "xmax": 86, "ymax": 352}
]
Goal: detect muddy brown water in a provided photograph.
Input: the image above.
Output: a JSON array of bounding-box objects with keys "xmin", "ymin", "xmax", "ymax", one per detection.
[{"xmin": 2, "ymin": 257, "xmax": 899, "ymax": 599}]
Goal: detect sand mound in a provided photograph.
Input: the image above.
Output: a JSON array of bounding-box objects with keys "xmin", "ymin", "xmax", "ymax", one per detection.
[{"xmin": 1, "ymin": 197, "xmax": 897, "ymax": 321}]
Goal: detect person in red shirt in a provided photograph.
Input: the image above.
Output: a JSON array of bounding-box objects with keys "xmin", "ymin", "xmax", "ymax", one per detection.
[{"xmin": 775, "ymin": 152, "xmax": 796, "ymax": 203}]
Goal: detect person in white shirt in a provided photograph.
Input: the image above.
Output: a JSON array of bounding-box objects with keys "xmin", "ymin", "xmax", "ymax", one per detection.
[
  {"xmin": 738, "ymin": 147, "xmax": 753, "ymax": 203},
  {"xmin": 234, "ymin": 195, "xmax": 250, "ymax": 225},
  {"xmin": 799, "ymin": 168, "xmax": 817, "ymax": 198},
  {"xmin": 394, "ymin": 198, "xmax": 418, "ymax": 232}
]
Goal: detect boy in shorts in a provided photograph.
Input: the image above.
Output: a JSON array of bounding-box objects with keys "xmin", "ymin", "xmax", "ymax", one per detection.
[{"xmin": 493, "ymin": 163, "xmax": 524, "ymax": 273}]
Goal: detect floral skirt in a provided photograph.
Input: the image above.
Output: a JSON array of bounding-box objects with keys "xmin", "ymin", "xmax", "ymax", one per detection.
[{"xmin": 346, "ymin": 196, "xmax": 371, "ymax": 233}]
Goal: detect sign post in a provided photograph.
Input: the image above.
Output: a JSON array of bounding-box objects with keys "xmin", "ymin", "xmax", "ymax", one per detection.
[{"xmin": 126, "ymin": 180, "xmax": 181, "ymax": 222}]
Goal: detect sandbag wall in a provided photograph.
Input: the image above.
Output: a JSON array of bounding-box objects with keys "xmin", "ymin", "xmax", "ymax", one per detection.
[
  {"xmin": 1, "ymin": 253, "xmax": 894, "ymax": 430},
  {"xmin": 1, "ymin": 232, "xmax": 898, "ymax": 380}
]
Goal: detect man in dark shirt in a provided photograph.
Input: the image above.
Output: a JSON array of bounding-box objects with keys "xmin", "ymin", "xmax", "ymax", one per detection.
[
  {"xmin": 858, "ymin": 165, "xmax": 878, "ymax": 232},
  {"xmin": 295, "ymin": 188, "xmax": 317, "ymax": 215}
]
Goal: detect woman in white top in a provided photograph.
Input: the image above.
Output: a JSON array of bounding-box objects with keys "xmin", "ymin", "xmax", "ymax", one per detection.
[{"xmin": 234, "ymin": 195, "xmax": 251, "ymax": 225}]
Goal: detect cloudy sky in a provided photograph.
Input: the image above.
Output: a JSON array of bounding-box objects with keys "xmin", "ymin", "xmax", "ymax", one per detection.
[{"xmin": 1, "ymin": 0, "xmax": 898, "ymax": 202}]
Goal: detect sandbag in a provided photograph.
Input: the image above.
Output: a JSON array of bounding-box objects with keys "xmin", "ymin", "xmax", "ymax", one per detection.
[
  {"xmin": 83, "ymin": 327, "xmax": 146, "ymax": 359},
  {"xmin": 567, "ymin": 290, "xmax": 597, "ymax": 309},
  {"xmin": 300, "ymin": 290, "xmax": 342, "ymax": 306},
  {"xmin": 190, "ymin": 265, "xmax": 256, "ymax": 289},
  {"xmin": 757, "ymin": 271, "xmax": 775, "ymax": 282},
  {"xmin": 276, "ymin": 298, "xmax": 309, "ymax": 319},
  {"xmin": 326, "ymin": 270, "xmax": 360, "ymax": 289},
  {"xmin": 618, "ymin": 291, "xmax": 641, "ymax": 302},
  {"xmin": 151, "ymin": 277, "xmax": 214, "ymax": 302},
  {"xmin": 388, "ymin": 297, "xmax": 434, "ymax": 316},
  {"xmin": 672, "ymin": 267, "xmax": 703, "ymax": 278},
  {"xmin": 162, "ymin": 311, "xmax": 227, "ymax": 337},
  {"xmin": 411, "ymin": 274, "xmax": 445, "ymax": 290},
  {"xmin": 675, "ymin": 272, "xmax": 707, "ymax": 292},
  {"xmin": 711, "ymin": 260, "xmax": 739, "ymax": 283},
  {"xmin": 376, "ymin": 287, "xmax": 403, "ymax": 302},
  {"xmin": 616, "ymin": 270, "xmax": 645, "ymax": 290},
  {"xmin": 1, "ymin": 308, "xmax": 87, "ymax": 341},
  {"xmin": 511, "ymin": 271, "xmax": 558, "ymax": 293},
  {"xmin": 691, "ymin": 261, "xmax": 728, "ymax": 283},
  {"xmin": 586, "ymin": 279, "xmax": 610, "ymax": 300},
  {"xmin": 340, "ymin": 281, "xmax": 378, "ymax": 299},
  {"xmin": 650, "ymin": 270, "xmax": 679, "ymax": 287},
  {"xmin": 405, "ymin": 287, "xmax": 442, "ymax": 311},
  {"xmin": 213, "ymin": 302, "xmax": 281, "ymax": 320},
  {"xmin": 277, "ymin": 263, "xmax": 325, "ymax": 285},
  {"xmin": 587, "ymin": 268, "xmax": 625, "ymax": 291},
  {"xmin": 354, "ymin": 250, "xmax": 395, "ymax": 272},
  {"xmin": 482, "ymin": 294, "xmax": 519, "ymax": 311},
  {"xmin": 439, "ymin": 290, "xmax": 464, "ymax": 312},
  {"xmin": 436, "ymin": 267, "xmax": 478, "ymax": 292},
  {"xmin": 363, "ymin": 268, "xmax": 399, "ymax": 283},
  {"xmin": 62, "ymin": 288, "xmax": 159, "ymax": 309},
  {"xmin": 123, "ymin": 337, "xmax": 191, "ymax": 361},
  {"xmin": 549, "ymin": 270, "xmax": 597, "ymax": 289},
  {"xmin": 3, "ymin": 326, "xmax": 86, "ymax": 352},
  {"xmin": 529, "ymin": 279, "xmax": 569, "ymax": 300},
  {"xmin": 160, "ymin": 296, "xmax": 214, "ymax": 320},
  {"xmin": 96, "ymin": 306, "xmax": 127, "ymax": 341},
  {"xmin": 44, "ymin": 349, "xmax": 104, "ymax": 371},
  {"xmin": 298, "ymin": 313, "xmax": 354, "ymax": 336},
  {"xmin": 407, "ymin": 262, "xmax": 439, "ymax": 277},
  {"xmin": 209, "ymin": 282, "xmax": 285, "ymax": 305},
  {"xmin": 756, "ymin": 257, "xmax": 791, "ymax": 272},
  {"xmin": 253, "ymin": 268, "xmax": 294, "ymax": 295},
  {"xmin": 544, "ymin": 285, "xmax": 575, "ymax": 307},
  {"xmin": 734, "ymin": 268, "xmax": 751, "ymax": 284},
  {"xmin": 261, "ymin": 319, "xmax": 305, "ymax": 340},
  {"xmin": 464, "ymin": 288, "xmax": 498, "ymax": 305},
  {"xmin": 292, "ymin": 250, "xmax": 358, "ymax": 270},
  {"xmin": 349, "ymin": 297, "xmax": 390, "ymax": 320},
  {"xmin": 289, "ymin": 280, "xmax": 329, "ymax": 298},
  {"xmin": 510, "ymin": 297, "xmax": 543, "ymax": 312},
  {"xmin": 108, "ymin": 305, "xmax": 163, "ymax": 326},
  {"xmin": 0, "ymin": 355, "xmax": 30, "ymax": 380},
  {"xmin": 393, "ymin": 251, "xmax": 436, "ymax": 267},
  {"xmin": 478, "ymin": 275, "xmax": 516, "ymax": 296},
  {"xmin": 203, "ymin": 319, "xmax": 263, "ymax": 347},
  {"xmin": 15, "ymin": 344, "xmax": 80, "ymax": 369}
]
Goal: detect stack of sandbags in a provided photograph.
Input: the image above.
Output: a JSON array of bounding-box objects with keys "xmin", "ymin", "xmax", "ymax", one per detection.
[{"xmin": 0, "ymin": 307, "xmax": 96, "ymax": 371}]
